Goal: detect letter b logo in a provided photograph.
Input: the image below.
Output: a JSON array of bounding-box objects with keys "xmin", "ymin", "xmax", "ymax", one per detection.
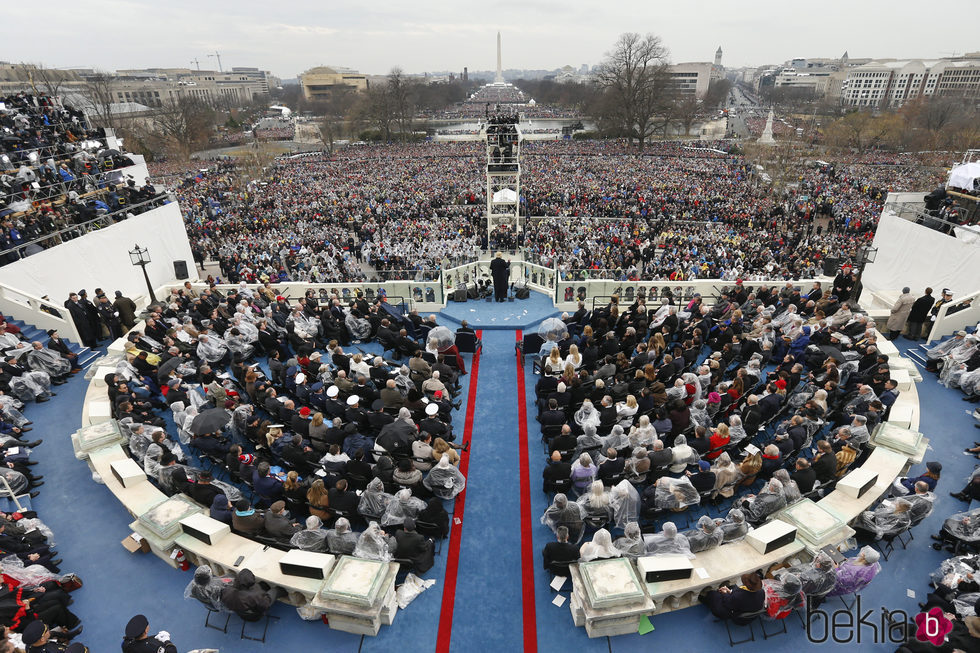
[{"xmin": 914, "ymin": 608, "xmax": 952, "ymax": 646}]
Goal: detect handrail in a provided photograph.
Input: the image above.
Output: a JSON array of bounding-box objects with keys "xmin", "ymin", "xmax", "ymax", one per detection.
[
  {"xmin": 0, "ymin": 193, "xmax": 172, "ymax": 262},
  {"xmin": 0, "ymin": 282, "xmax": 82, "ymax": 344},
  {"xmin": 926, "ymin": 286, "xmax": 980, "ymax": 344}
]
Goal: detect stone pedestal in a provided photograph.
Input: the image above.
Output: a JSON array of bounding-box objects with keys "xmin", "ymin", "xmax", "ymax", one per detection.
[
  {"xmin": 131, "ymin": 496, "xmax": 203, "ymax": 566},
  {"xmin": 71, "ymin": 419, "xmax": 126, "ymax": 462},
  {"xmin": 777, "ymin": 498, "xmax": 851, "ymax": 554},
  {"xmin": 871, "ymin": 422, "xmax": 927, "ymax": 464},
  {"xmin": 570, "ymin": 559, "xmax": 655, "ymax": 638},
  {"xmin": 314, "ymin": 556, "xmax": 399, "ymax": 636}
]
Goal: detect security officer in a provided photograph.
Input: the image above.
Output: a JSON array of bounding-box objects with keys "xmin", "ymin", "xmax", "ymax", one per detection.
[
  {"xmin": 21, "ymin": 621, "xmax": 78, "ymax": 653},
  {"xmin": 121, "ymin": 614, "xmax": 177, "ymax": 653}
]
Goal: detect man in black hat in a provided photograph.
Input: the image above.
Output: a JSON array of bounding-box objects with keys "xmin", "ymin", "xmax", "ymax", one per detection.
[
  {"xmin": 394, "ymin": 517, "xmax": 435, "ymax": 573},
  {"xmin": 44, "ymin": 330, "xmax": 81, "ymax": 373},
  {"xmin": 62, "ymin": 293, "xmax": 96, "ymax": 349},
  {"xmin": 122, "ymin": 614, "xmax": 177, "ymax": 653},
  {"xmin": 22, "ymin": 621, "xmax": 72, "ymax": 652}
]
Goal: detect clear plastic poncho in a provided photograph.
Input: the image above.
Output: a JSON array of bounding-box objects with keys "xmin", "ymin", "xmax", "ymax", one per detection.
[
  {"xmin": 943, "ymin": 508, "xmax": 980, "ymax": 543},
  {"xmin": 577, "ymin": 481, "xmax": 613, "ymax": 524},
  {"xmin": 643, "ymin": 521, "xmax": 694, "ymax": 558},
  {"xmin": 790, "ymin": 552, "xmax": 838, "ymax": 597},
  {"xmin": 855, "ymin": 499, "xmax": 912, "ymax": 540},
  {"xmin": 26, "ymin": 347, "xmax": 70, "ymax": 377},
  {"xmin": 654, "ymin": 476, "xmax": 701, "ymax": 510},
  {"xmin": 184, "ymin": 565, "xmax": 228, "ymax": 611},
  {"xmin": 603, "ymin": 425, "xmax": 630, "ymax": 452},
  {"xmin": 380, "ymin": 488, "xmax": 426, "ymax": 526},
  {"xmin": 743, "ymin": 480, "xmax": 788, "ymax": 522},
  {"xmin": 0, "ymin": 555, "xmax": 66, "ymax": 585},
  {"xmin": 358, "ymin": 478, "xmax": 393, "ymax": 520},
  {"xmin": 684, "ymin": 515, "xmax": 724, "ymax": 553},
  {"xmin": 427, "ymin": 326, "xmax": 455, "ymax": 349},
  {"xmin": 717, "ymin": 508, "xmax": 749, "ymax": 543},
  {"xmin": 196, "ymin": 334, "xmax": 229, "ymax": 363},
  {"xmin": 614, "ymin": 523, "xmax": 645, "ymax": 557},
  {"xmin": 290, "ymin": 518, "xmax": 329, "ymax": 552},
  {"xmin": 579, "ymin": 528, "xmax": 622, "ymax": 562},
  {"xmin": 609, "ymin": 479, "xmax": 640, "ymax": 531},
  {"xmin": 574, "ymin": 401, "xmax": 600, "ymax": 430},
  {"xmin": 354, "ymin": 521, "xmax": 393, "ymax": 562},
  {"xmin": 541, "ymin": 493, "xmax": 584, "ymax": 543},
  {"xmin": 422, "ymin": 455, "xmax": 466, "ymax": 499},
  {"xmin": 326, "ymin": 519, "xmax": 358, "ymax": 555}
]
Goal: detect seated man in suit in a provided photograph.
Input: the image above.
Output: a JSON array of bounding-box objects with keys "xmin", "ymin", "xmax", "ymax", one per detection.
[
  {"xmin": 538, "ymin": 399, "xmax": 566, "ymax": 428},
  {"xmin": 597, "ymin": 448, "xmax": 625, "ymax": 482},
  {"xmin": 252, "ymin": 461, "xmax": 283, "ymax": 506},
  {"xmin": 264, "ymin": 500, "xmax": 301, "ymax": 540},
  {"xmin": 543, "ymin": 450, "xmax": 572, "ymax": 493},
  {"xmin": 394, "ymin": 517, "xmax": 435, "ymax": 574},
  {"xmin": 542, "ymin": 526, "xmax": 579, "ymax": 576}
]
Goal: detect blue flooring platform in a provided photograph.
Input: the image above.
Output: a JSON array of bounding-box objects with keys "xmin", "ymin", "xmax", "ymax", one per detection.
[{"xmin": 19, "ymin": 303, "xmax": 978, "ymax": 651}]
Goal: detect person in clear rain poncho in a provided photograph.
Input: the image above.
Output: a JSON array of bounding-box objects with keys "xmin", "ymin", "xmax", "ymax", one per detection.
[
  {"xmin": 613, "ymin": 522, "xmax": 645, "ymax": 557},
  {"xmin": 828, "ymin": 546, "xmax": 881, "ymax": 596},
  {"xmin": 423, "ymin": 454, "xmax": 466, "ymax": 499},
  {"xmin": 326, "ymin": 517, "xmax": 358, "ymax": 555},
  {"xmin": 654, "ymin": 475, "xmax": 701, "ymax": 511},
  {"xmin": 933, "ymin": 507, "xmax": 980, "ymax": 550},
  {"xmin": 0, "ymin": 391, "xmax": 29, "ymax": 428},
  {"xmin": 689, "ymin": 399, "xmax": 710, "ymax": 429},
  {"xmin": 788, "ymin": 552, "xmax": 838, "ymax": 600},
  {"xmin": 290, "ymin": 516, "xmax": 329, "ymax": 552},
  {"xmin": 541, "ymin": 493, "xmax": 584, "ymax": 543},
  {"xmin": 577, "ymin": 481, "xmax": 613, "ymax": 526},
  {"xmin": 3, "ymin": 357, "xmax": 51, "ymax": 402},
  {"xmin": 854, "ymin": 498, "xmax": 912, "ymax": 540},
  {"xmin": 772, "ymin": 469, "xmax": 802, "ymax": 503},
  {"xmin": 628, "ymin": 415, "xmax": 657, "ymax": 448},
  {"xmin": 358, "ymin": 478, "xmax": 393, "ymax": 522},
  {"xmin": 684, "ymin": 515, "xmax": 724, "ymax": 553},
  {"xmin": 716, "ymin": 508, "xmax": 749, "ymax": 543},
  {"xmin": 225, "ymin": 327, "xmax": 255, "ymax": 360},
  {"xmin": 727, "ymin": 415, "xmax": 748, "ymax": 445},
  {"xmin": 143, "ymin": 442, "xmax": 164, "ymax": 478},
  {"xmin": 354, "ymin": 521, "xmax": 396, "ymax": 561},
  {"xmin": 184, "ymin": 565, "xmax": 231, "ymax": 612},
  {"xmin": 603, "ymin": 425, "xmax": 630, "ymax": 452},
  {"xmin": 609, "ymin": 479, "xmax": 640, "ymax": 531},
  {"xmin": 381, "ymin": 488, "xmax": 426, "ymax": 527},
  {"xmin": 579, "ymin": 528, "xmax": 622, "ymax": 562},
  {"xmin": 25, "ymin": 342, "xmax": 70, "ymax": 379},
  {"xmin": 643, "ymin": 521, "xmax": 693, "ymax": 558},
  {"xmin": 763, "ymin": 572, "xmax": 806, "ymax": 618},
  {"xmin": 574, "ymin": 400, "xmax": 600, "ymax": 431},
  {"xmin": 196, "ymin": 333, "xmax": 229, "ymax": 364},
  {"xmin": 575, "ymin": 424, "xmax": 603, "ymax": 464},
  {"xmin": 741, "ymin": 478, "xmax": 787, "ymax": 523}
]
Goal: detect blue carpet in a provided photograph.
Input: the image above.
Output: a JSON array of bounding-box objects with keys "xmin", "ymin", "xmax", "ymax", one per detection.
[
  {"xmin": 22, "ymin": 325, "xmax": 977, "ymax": 651},
  {"xmin": 439, "ymin": 290, "xmax": 560, "ymax": 330}
]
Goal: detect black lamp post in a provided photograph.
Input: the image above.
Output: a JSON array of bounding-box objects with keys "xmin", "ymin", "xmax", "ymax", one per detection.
[
  {"xmin": 129, "ymin": 243, "xmax": 156, "ymax": 303},
  {"xmin": 853, "ymin": 245, "xmax": 878, "ymax": 304}
]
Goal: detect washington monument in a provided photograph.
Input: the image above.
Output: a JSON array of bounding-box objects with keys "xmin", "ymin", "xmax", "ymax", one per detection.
[{"xmin": 495, "ymin": 31, "xmax": 504, "ymax": 84}]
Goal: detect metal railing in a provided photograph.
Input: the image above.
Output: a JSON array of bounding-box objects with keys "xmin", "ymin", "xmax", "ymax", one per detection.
[
  {"xmin": 0, "ymin": 193, "xmax": 172, "ymax": 263},
  {"xmin": 0, "ymin": 283, "xmax": 81, "ymax": 344},
  {"xmin": 926, "ymin": 286, "xmax": 980, "ymax": 344}
]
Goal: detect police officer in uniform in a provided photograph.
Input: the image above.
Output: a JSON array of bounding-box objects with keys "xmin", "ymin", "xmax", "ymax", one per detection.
[
  {"xmin": 121, "ymin": 614, "xmax": 177, "ymax": 653},
  {"xmin": 21, "ymin": 621, "xmax": 81, "ymax": 653}
]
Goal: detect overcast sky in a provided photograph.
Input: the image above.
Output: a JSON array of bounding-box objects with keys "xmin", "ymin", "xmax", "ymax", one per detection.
[{"xmin": 6, "ymin": 0, "xmax": 977, "ymax": 78}]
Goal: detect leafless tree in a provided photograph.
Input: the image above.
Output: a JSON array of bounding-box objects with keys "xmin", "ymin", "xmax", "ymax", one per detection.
[
  {"xmin": 386, "ymin": 68, "xmax": 415, "ymax": 141},
  {"xmin": 594, "ymin": 32, "xmax": 670, "ymax": 149},
  {"xmin": 673, "ymin": 95, "xmax": 702, "ymax": 136},
  {"xmin": 151, "ymin": 96, "xmax": 216, "ymax": 158},
  {"xmin": 82, "ymin": 70, "xmax": 117, "ymax": 127},
  {"xmin": 15, "ymin": 63, "xmax": 70, "ymax": 98}
]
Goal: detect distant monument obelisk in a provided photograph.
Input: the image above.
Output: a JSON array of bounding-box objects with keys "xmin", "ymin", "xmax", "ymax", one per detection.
[
  {"xmin": 758, "ymin": 107, "xmax": 776, "ymax": 145},
  {"xmin": 495, "ymin": 31, "xmax": 504, "ymax": 84}
]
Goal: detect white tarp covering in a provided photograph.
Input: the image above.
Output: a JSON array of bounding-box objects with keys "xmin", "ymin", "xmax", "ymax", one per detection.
[
  {"xmin": 492, "ymin": 188, "xmax": 517, "ymax": 203},
  {"xmin": 948, "ymin": 162, "xmax": 980, "ymax": 190}
]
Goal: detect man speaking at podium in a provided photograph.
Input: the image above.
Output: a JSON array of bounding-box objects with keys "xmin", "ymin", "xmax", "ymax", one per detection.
[{"xmin": 490, "ymin": 252, "xmax": 510, "ymax": 302}]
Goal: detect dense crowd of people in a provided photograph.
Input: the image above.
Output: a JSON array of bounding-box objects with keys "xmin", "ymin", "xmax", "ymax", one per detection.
[
  {"xmin": 0, "ymin": 92, "xmax": 166, "ymax": 266},
  {"xmin": 150, "ymin": 139, "xmax": 945, "ymax": 286},
  {"xmin": 532, "ymin": 278, "xmax": 940, "ymax": 623}
]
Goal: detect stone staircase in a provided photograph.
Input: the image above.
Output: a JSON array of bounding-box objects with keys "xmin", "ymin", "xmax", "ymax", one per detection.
[{"xmin": 4, "ymin": 317, "xmax": 101, "ymax": 370}]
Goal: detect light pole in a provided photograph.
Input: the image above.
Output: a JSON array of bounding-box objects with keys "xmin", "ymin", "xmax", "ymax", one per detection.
[
  {"xmin": 853, "ymin": 245, "xmax": 878, "ymax": 305},
  {"xmin": 129, "ymin": 243, "xmax": 157, "ymax": 303}
]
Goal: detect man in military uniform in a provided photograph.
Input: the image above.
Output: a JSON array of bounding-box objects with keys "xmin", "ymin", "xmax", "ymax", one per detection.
[
  {"xmin": 121, "ymin": 614, "xmax": 177, "ymax": 653},
  {"xmin": 21, "ymin": 621, "xmax": 84, "ymax": 653}
]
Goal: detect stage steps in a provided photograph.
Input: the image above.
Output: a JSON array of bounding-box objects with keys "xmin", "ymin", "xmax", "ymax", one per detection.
[{"xmin": 3, "ymin": 318, "xmax": 100, "ymax": 369}]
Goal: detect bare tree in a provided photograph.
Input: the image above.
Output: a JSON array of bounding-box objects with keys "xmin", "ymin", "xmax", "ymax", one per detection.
[
  {"xmin": 386, "ymin": 68, "xmax": 415, "ymax": 141},
  {"xmin": 82, "ymin": 70, "xmax": 117, "ymax": 127},
  {"xmin": 673, "ymin": 95, "xmax": 701, "ymax": 136},
  {"xmin": 15, "ymin": 63, "xmax": 71, "ymax": 98},
  {"xmin": 594, "ymin": 32, "xmax": 670, "ymax": 149},
  {"xmin": 151, "ymin": 96, "xmax": 216, "ymax": 158}
]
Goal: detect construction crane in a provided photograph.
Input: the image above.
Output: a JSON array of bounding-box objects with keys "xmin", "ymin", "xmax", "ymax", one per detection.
[
  {"xmin": 190, "ymin": 58, "xmax": 201, "ymax": 71},
  {"xmin": 207, "ymin": 52, "xmax": 223, "ymax": 72}
]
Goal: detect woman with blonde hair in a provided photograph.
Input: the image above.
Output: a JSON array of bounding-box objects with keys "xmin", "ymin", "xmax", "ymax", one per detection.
[
  {"xmin": 566, "ymin": 344, "xmax": 583, "ymax": 369},
  {"xmin": 431, "ymin": 437, "xmax": 460, "ymax": 466},
  {"xmin": 711, "ymin": 452, "xmax": 741, "ymax": 498},
  {"xmin": 350, "ymin": 353, "xmax": 370, "ymax": 378},
  {"xmin": 650, "ymin": 332, "xmax": 667, "ymax": 359},
  {"xmin": 308, "ymin": 412, "xmax": 329, "ymax": 452},
  {"xmin": 544, "ymin": 347, "xmax": 564, "ymax": 375},
  {"xmin": 616, "ymin": 394, "xmax": 638, "ymax": 426}
]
